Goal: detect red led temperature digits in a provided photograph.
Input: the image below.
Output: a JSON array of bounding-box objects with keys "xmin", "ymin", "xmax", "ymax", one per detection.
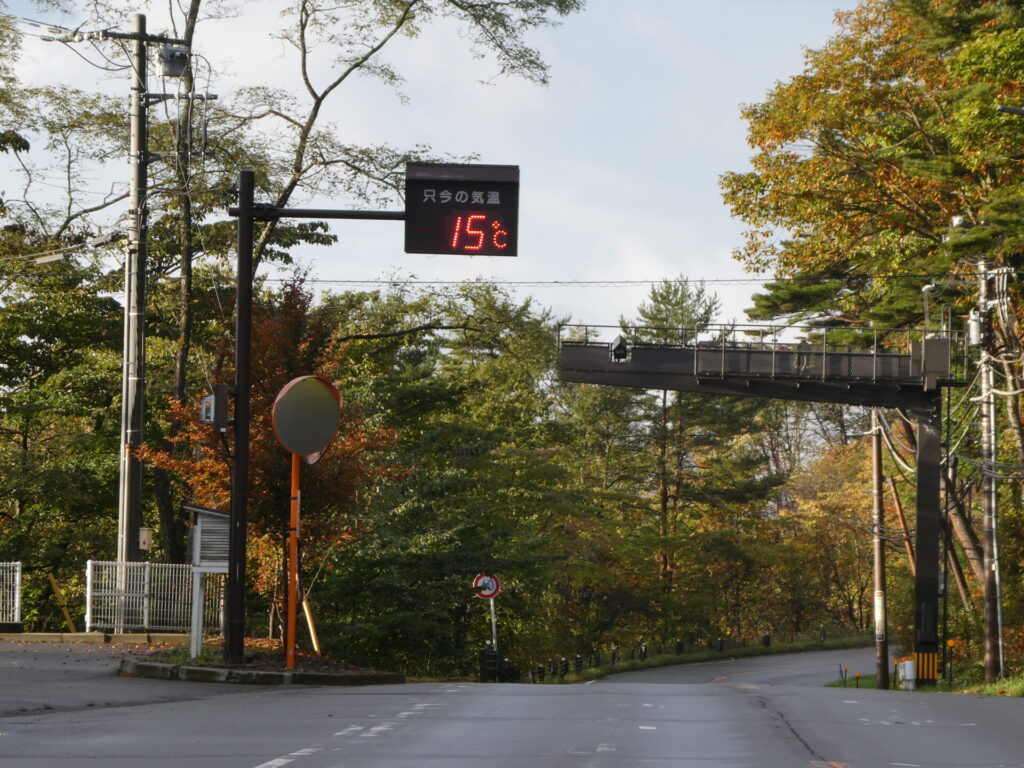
[
  {"xmin": 491, "ymin": 219, "xmax": 508, "ymax": 250},
  {"xmin": 450, "ymin": 216, "xmax": 464, "ymax": 249},
  {"xmin": 448, "ymin": 213, "xmax": 509, "ymax": 253}
]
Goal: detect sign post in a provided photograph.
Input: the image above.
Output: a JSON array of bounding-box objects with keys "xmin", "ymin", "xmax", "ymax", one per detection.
[
  {"xmin": 272, "ymin": 376, "xmax": 342, "ymax": 670},
  {"xmin": 227, "ymin": 162, "xmax": 518, "ymax": 664},
  {"xmin": 473, "ymin": 573, "xmax": 501, "ymax": 652}
]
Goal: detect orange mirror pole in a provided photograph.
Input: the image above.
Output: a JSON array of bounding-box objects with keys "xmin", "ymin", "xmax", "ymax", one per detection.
[{"xmin": 287, "ymin": 451, "xmax": 300, "ymax": 670}]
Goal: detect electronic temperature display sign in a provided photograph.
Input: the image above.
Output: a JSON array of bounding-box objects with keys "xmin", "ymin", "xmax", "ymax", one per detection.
[{"xmin": 405, "ymin": 162, "xmax": 519, "ymax": 256}]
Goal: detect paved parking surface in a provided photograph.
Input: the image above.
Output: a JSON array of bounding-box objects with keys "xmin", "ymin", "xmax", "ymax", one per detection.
[{"xmin": 0, "ymin": 640, "xmax": 243, "ymax": 717}]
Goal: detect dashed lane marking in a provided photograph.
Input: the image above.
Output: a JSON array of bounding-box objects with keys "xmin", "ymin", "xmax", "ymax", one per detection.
[{"xmin": 253, "ymin": 745, "xmax": 323, "ymax": 768}]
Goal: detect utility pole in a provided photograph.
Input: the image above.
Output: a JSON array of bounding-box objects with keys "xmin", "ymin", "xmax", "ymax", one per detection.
[
  {"xmin": 118, "ymin": 13, "xmax": 149, "ymax": 564},
  {"xmin": 47, "ymin": 16, "xmax": 190, "ymax": 564},
  {"xmin": 226, "ymin": 170, "xmax": 255, "ymax": 664},
  {"xmin": 871, "ymin": 408, "xmax": 890, "ymax": 689},
  {"xmin": 978, "ymin": 261, "xmax": 1004, "ymax": 682}
]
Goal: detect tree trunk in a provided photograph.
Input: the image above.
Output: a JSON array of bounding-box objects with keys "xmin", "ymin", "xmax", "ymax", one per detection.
[
  {"xmin": 153, "ymin": 467, "xmax": 185, "ymax": 563},
  {"xmin": 944, "ymin": 468, "xmax": 985, "ymax": 585}
]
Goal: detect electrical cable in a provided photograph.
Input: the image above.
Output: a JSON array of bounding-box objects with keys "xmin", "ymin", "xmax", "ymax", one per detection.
[
  {"xmin": 0, "ymin": 11, "xmax": 76, "ymax": 37},
  {"xmin": 878, "ymin": 418, "xmax": 917, "ymax": 474},
  {"xmin": 880, "ymin": 414, "xmax": 918, "ymax": 460},
  {"xmin": 990, "ymin": 386, "xmax": 1024, "ymax": 396},
  {"xmin": 943, "ymin": 405, "xmax": 980, "ymax": 460},
  {"xmin": 59, "ymin": 40, "xmax": 126, "ymax": 71},
  {"xmin": 269, "ymin": 275, "xmax": 964, "ymax": 289}
]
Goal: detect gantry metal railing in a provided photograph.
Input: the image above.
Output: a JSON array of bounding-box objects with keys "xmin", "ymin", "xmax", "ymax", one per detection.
[{"xmin": 558, "ymin": 324, "xmax": 969, "ymax": 386}]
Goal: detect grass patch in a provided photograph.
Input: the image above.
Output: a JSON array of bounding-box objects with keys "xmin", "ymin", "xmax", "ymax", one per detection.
[
  {"xmin": 958, "ymin": 675, "xmax": 1024, "ymax": 697},
  {"xmin": 827, "ymin": 674, "xmax": 876, "ymax": 689},
  {"xmin": 541, "ymin": 634, "xmax": 873, "ymax": 684},
  {"xmin": 825, "ymin": 666, "xmax": 1024, "ymax": 697}
]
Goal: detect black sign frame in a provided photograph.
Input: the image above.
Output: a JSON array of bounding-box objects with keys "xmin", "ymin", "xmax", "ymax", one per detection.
[{"xmin": 405, "ymin": 162, "xmax": 519, "ymax": 256}]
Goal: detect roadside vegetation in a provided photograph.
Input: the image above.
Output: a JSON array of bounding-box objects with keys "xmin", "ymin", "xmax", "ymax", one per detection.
[{"xmin": 2, "ymin": 1, "xmax": 1024, "ymax": 683}]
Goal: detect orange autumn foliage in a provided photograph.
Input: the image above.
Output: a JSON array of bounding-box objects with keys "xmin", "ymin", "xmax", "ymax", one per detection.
[{"xmin": 141, "ymin": 278, "xmax": 404, "ymax": 604}]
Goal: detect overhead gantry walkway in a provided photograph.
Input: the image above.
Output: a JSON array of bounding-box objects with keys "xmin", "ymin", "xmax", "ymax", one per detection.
[{"xmin": 558, "ymin": 323, "xmax": 969, "ymax": 684}]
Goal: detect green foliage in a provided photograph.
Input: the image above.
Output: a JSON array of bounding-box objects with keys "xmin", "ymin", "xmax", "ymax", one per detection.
[{"xmin": 0, "ymin": 0, "xmax": 950, "ymax": 676}]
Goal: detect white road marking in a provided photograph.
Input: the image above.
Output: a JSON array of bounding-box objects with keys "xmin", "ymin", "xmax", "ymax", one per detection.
[
  {"xmin": 642, "ymin": 703, "xmax": 653, "ymax": 708},
  {"xmin": 638, "ymin": 725, "xmax": 657, "ymax": 731},
  {"xmin": 334, "ymin": 726, "xmax": 363, "ymax": 736},
  {"xmin": 253, "ymin": 743, "xmax": 325, "ymax": 767},
  {"xmin": 360, "ymin": 722, "xmax": 396, "ymax": 738},
  {"xmin": 843, "ymin": 700, "xmax": 859, "ymax": 704},
  {"xmin": 596, "ymin": 744, "xmax": 616, "ymax": 752},
  {"xmin": 890, "ymin": 763, "xmax": 921, "ymax": 767}
]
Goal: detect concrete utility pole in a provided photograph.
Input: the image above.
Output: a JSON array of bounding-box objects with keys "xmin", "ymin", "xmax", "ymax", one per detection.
[
  {"xmin": 118, "ymin": 13, "xmax": 149, "ymax": 564},
  {"xmin": 871, "ymin": 409, "xmax": 890, "ymax": 689},
  {"xmin": 47, "ymin": 15, "xmax": 190, "ymax": 563},
  {"xmin": 978, "ymin": 261, "xmax": 1004, "ymax": 682}
]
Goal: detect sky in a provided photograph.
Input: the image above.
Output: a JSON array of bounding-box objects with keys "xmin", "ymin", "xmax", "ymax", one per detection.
[{"xmin": 5, "ymin": 0, "xmax": 862, "ymax": 328}]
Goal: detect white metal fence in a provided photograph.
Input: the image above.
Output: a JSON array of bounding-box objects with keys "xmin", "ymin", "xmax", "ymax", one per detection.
[
  {"xmin": 85, "ymin": 560, "xmax": 224, "ymax": 634},
  {"xmin": 0, "ymin": 562, "xmax": 21, "ymax": 623}
]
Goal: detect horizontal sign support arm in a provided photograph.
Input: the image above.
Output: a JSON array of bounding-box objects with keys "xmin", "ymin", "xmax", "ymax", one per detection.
[{"xmin": 228, "ymin": 205, "xmax": 405, "ymax": 221}]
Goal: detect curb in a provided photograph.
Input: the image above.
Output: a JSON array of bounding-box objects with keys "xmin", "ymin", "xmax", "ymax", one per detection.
[
  {"xmin": 118, "ymin": 659, "xmax": 405, "ymax": 686},
  {"xmin": 0, "ymin": 632, "xmax": 190, "ymax": 645}
]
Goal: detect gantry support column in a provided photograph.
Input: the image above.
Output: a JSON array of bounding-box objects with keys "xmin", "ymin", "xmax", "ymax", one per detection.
[{"xmin": 913, "ymin": 405, "xmax": 942, "ymax": 684}]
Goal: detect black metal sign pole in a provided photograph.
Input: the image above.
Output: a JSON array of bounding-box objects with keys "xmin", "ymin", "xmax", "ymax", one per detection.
[
  {"xmin": 225, "ymin": 173, "xmax": 407, "ymax": 664},
  {"xmin": 225, "ymin": 163, "xmax": 514, "ymax": 663},
  {"xmin": 226, "ymin": 170, "xmax": 255, "ymax": 664}
]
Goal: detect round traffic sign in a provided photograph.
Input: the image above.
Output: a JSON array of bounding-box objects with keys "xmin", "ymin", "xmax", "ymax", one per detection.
[
  {"xmin": 272, "ymin": 376, "xmax": 342, "ymax": 456},
  {"xmin": 473, "ymin": 573, "xmax": 501, "ymax": 599}
]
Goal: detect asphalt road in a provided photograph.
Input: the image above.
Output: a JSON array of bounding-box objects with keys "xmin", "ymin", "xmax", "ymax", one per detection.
[{"xmin": 2, "ymin": 642, "xmax": 1023, "ymax": 767}]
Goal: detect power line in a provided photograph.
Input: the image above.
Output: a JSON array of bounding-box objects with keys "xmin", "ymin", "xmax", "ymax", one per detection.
[
  {"xmin": 272, "ymin": 274, "xmax": 957, "ymax": 289},
  {"xmin": 0, "ymin": 11, "xmax": 79, "ymax": 38}
]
